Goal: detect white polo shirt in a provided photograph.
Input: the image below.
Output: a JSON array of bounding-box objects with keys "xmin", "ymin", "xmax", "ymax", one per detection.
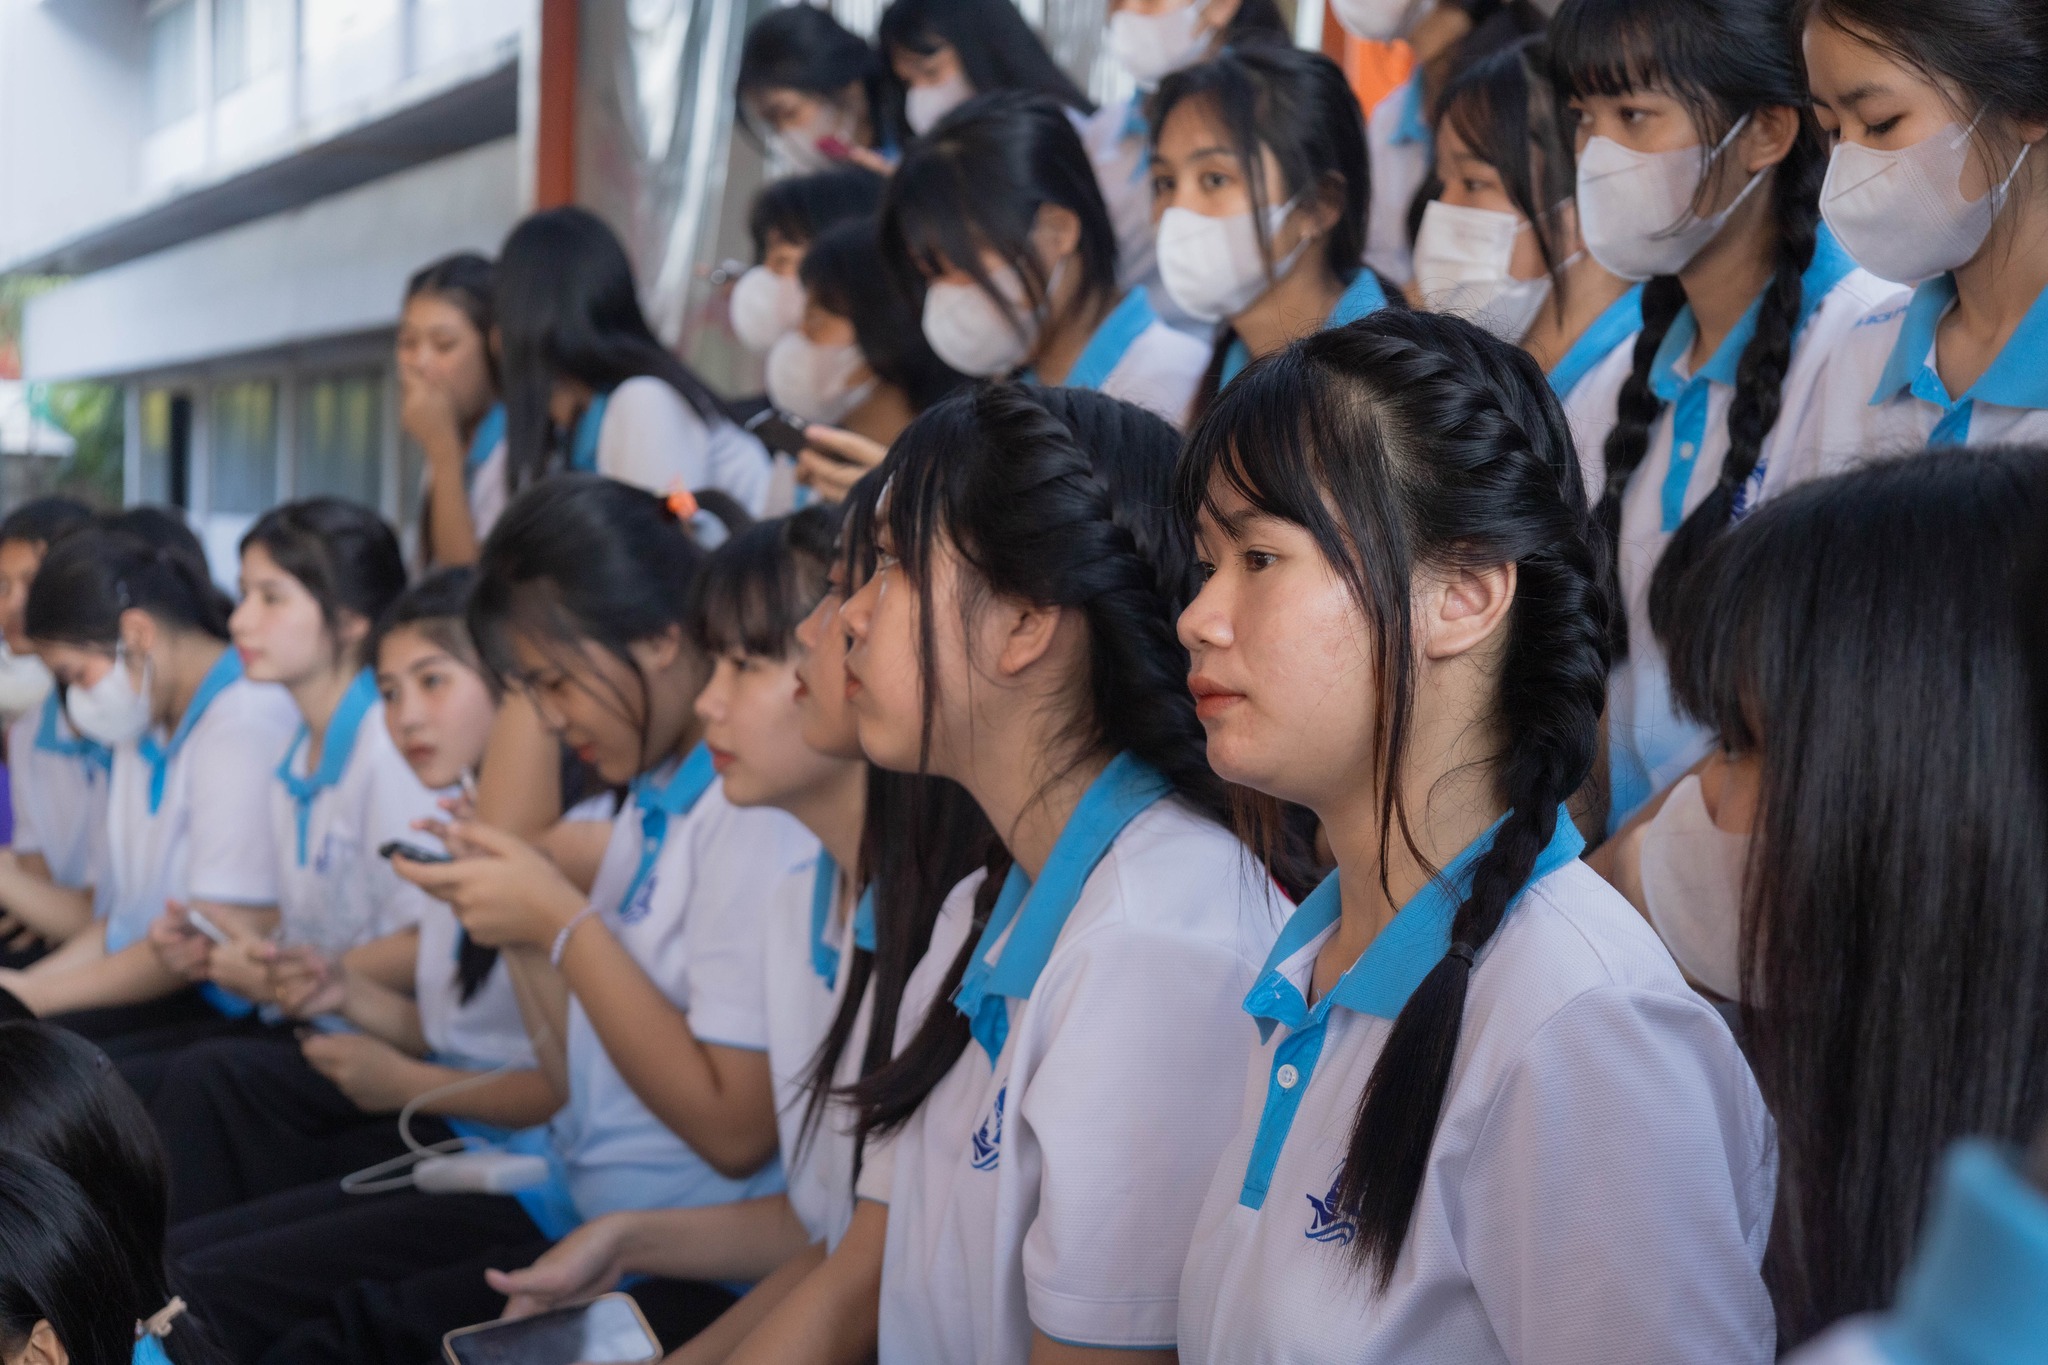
[
  {"xmin": 1057, "ymin": 289, "xmax": 1209, "ymax": 432},
  {"xmin": 100, "ymin": 651, "xmax": 298, "ymax": 955},
  {"xmin": 268, "ymin": 673, "xmax": 441, "ymax": 955},
  {"xmin": 1607, "ymin": 233, "xmax": 1897, "ymax": 829},
  {"xmin": 1078, "ymin": 97, "xmax": 1160, "ymax": 298},
  {"xmin": 1365, "ymin": 74, "xmax": 1430, "ymax": 287},
  {"xmin": 591, "ymin": 377, "xmax": 774, "ymax": 518},
  {"xmin": 1547, "ymin": 284, "xmax": 1644, "ymax": 501},
  {"xmin": 1178, "ymin": 813, "xmax": 1777, "ymax": 1364},
  {"xmin": 874, "ymin": 756, "xmax": 1289, "ymax": 1363},
  {"xmin": 536, "ymin": 746, "xmax": 817, "ymax": 1232},
  {"xmin": 8, "ymin": 691, "xmax": 111, "ymax": 890},
  {"xmin": 415, "ymin": 900, "xmax": 537, "ymax": 1073}
]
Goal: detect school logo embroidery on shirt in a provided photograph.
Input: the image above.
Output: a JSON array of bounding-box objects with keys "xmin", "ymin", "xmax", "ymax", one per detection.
[
  {"xmin": 1305, "ymin": 1175, "xmax": 1357, "ymax": 1247},
  {"xmin": 619, "ymin": 873, "xmax": 659, "ymax": 925},
  {"xmin": 970, "ymin": 1086, "xmax": 1006, "ymax": 1171}
]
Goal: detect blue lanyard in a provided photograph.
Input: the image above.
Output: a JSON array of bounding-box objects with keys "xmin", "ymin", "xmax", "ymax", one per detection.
[
  {"xmin": 615, "ymin": 743, "xmax": 717, "ymax": 923},
  {"xmin": 35, "ymin": 689, "xmax": 111, "ymax": 774},
  {"xmin": 274, "ymin": 671, "xmax": 379, "ymax": 865},
  {"xmin": 569, "ymin": 392, "xmax": 610, "ymax": 472}
]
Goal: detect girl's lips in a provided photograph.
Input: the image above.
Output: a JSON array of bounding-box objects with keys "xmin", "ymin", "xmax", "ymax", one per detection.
[
  {"xmin": 403, "ymin": 744, "xmax": 436, "ymax": 766},
  {"xmin": 1188, "ymin": 677, "xmax": 1245, "ymax": 721},
  {"xmin": 572, "ymin": 742, "xmax": 598, "ymax": 766},
  {"xmin": 708, "ymin": 747, "xmax": 735, "ymax": 773}
]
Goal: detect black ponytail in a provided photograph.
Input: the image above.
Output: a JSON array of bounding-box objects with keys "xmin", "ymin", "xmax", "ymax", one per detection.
[
  {"xmin": 1178, "ymin": 310, "xmax": 1609, "ymax": 1288},
  {"xmin": 25, "ymin": 524, "xmax": 232, "ymax": 648}
]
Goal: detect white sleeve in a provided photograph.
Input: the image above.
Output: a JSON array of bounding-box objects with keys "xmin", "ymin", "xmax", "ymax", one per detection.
[
  {"xmin": 360, "ymin": 743, "xmax": 446, "ymax": 935},
  {"xmin": 1018, "ymin": 925, "xmax": 1261, "ymax": 1350},
  {"xmin": 1462, "ymin": 987, "xmax": 1778, "ymax": 1365},
  {"xmin": 677, "ymin": 817, "xmax": 778, "ymax": 1052},
  {"xmin": 597, "ymin": 377, "xmax": 711, "ymax": 497},
  {"xmin": 185, "ymin": 722, "xmax": 290, "ymax": 906},
  {"xmin": 8, "ymin": 716, "xmax": 42, "ymax": 855}
]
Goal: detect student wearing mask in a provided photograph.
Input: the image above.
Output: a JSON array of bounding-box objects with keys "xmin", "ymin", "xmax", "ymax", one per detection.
[
  {"xmin": 730, "ymin": 169, "xmax": 886, "ymax": 359},
  {"xmin": 0, "ymin": 498, "xmax": 105, "ymax": 967},
  {"xmin": 878, "ymin": 0, "xmax": 1091, "ymax": 141},
  {"xmin": 0, "ymin": 530, "xmax": 298, "ymax": 1043},
  {"xmin": 1415, "ymin": 37, "xmax": 1641, "ymax": 485},
  {"xmin": 1550, "ymin": 0, "xmax": 1896, "ymax": 834},
  {"xmin": 495, "ymin": 208, "xmax": 774, "ymax": 520},
  {"xmin": 737, "ymin": 6, "xmax": 894, "ymax": 176},
  {"xmin": 399, "ymin": 254, "xmax": 502, "ymax": 568},
  {"xmin": 1777, "ymin": 0, "xmax": 2048, "ymax": 488},
  {"xmin": 1149, "ymin": 43, "xmax": 1393, "ymax": 421},
  {"xmin": 883, "ymin": 93, "xmax": 1208, "ymax": 429},
  {"xmin": 1173, "ymin": 309, "xmax": 1773, "ymax": 1364}
]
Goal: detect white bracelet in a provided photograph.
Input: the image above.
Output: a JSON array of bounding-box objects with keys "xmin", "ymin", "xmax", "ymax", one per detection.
[{"xmin": 549, "ymin": 903, "xmax": 602, "ymax": 969}]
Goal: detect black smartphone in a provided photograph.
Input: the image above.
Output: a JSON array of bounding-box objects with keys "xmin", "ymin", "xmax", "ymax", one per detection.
[
  {"xmin": 442, "ymin": 1294, "xmax": 659, "ymax": 1365},
  {"xmin": 744, "ymin": 407, "xmax": 812, "ymax": 459},
  {"xmin": 377, "ymin": 840, "xmax": 453, "ymax": 865}
]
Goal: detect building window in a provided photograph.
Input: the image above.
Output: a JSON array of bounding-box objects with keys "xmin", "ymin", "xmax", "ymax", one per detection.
[
  {"xmin": 214, "ymin": 0, "xmax": 293, "ymax": 97},
  {"xmin": 210, "ymin": 381, "xmax": 278, "ymax": 514},
  {"xmin": 139, "ymin": 390, "xmax": 174, "ymax": 504},
  {"xmin": 297, "ymin": 372, "xmax": 383, "ymax": 507},
  {"xmin": 147, "ymin": 1, "xmax": 202, "ymax": 129}
]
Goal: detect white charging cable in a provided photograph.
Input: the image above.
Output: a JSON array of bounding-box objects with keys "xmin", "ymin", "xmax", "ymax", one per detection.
[{"xmin": 340, "ymin": 1060, "xmax": 522, "ymax": 1195}]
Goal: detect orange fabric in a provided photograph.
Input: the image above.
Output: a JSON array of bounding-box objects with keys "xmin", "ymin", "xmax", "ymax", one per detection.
[{"xmin": 1339, "ymin": 35, "xmax": 1418, "ymax": 117}]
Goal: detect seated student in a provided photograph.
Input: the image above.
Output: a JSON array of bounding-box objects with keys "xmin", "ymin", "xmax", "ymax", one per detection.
[
  {"xmin": 0, "ymin": 498, "xmax": 104, "ymax": 966},
  {"xmin": 1149, "ymin": 43, "xmax": 1393, "ymax": 421},
  {"xmin": 731, "ymin": 168, "xmax": 886, "ymax": 358},
  {"xmin": 878, "ymin": 0, "xmax": 1092, "ymax": 140},
  {"xmin": 174, "ymin": 478, "xmax": 814, "ymax": 1364},
  {"xmin": 0, "ymin": 1021, "xmax": 225, "ymax": 1364},
  {"xmin": 147, "ymin": 565, "xmax": 554, "ymax": 1225},
  {"xmin": 719, "ymin": 387, "xmax": 1302, "ymax": 1365},
  {"xmin": 1774, "ymin": 0, "xmax": 2048, "ymax": 493},
  {"xmin": 1603, "ymin": 449, "xmax": 2048, "ymax": 1349},
  {"xmin": 1549, "ymin": 0, "xmax": 1895, "ymax": 835},
  {"xmin": 0, "ymin": 529, "xmax": 298, "ymax": 1052},
  {"xmin": 1172, "ymin": 309, "xmax": 1774, "ymax": 1363},
  {"xmin": 883, "ymin": 93, "xmax": 1210, "ymax": 429},
  {"xmin": 1414, "ymin": 36, "xmax": 1641, "ymax": 485},
  {"xmin": 495, "ymin": 208, "xmax": 774, "ymax": 521},
  {"xmin": 0, "ymin": 1152, "xmax": 159, "ymax": 1365},
  {"xmin": 737, "ymin": 5, "xmax": 895, "ymax": 176},
  {"xmin": 400, "ymin": 253, "xmax": 504, "ymax": 569}
]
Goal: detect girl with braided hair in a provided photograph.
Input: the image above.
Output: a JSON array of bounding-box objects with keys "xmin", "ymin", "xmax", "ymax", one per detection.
[
  {"xmin": 1549, "ymin": 0, "xmax": 1896, "ymax": 834},
  {"xmin": 1173, "ymin": 310, "xmax": 1775, "ymax": 1363}
]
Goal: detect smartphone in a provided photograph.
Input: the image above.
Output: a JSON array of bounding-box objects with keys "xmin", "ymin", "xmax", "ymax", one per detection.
[
  {"xmin": 377, "ymin": 840, "xmax": 454, "ymax": 865},
  {"xmin": 183, "ymin": 907, "xmax": 235, "ymax": 946},
  {"xmin": 744, "ymin": 407, "xmax": 812, "ymax": 460},
  {"xmin": 442, "ymin": 1294, "xmax": 659, "ymax": 1365}
]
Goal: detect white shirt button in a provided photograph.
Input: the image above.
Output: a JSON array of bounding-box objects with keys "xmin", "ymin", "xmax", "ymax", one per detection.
[
  {"xmin": 1679, "ymin": 442, "xmax": 1697, "ymax": 458},
  {"xmin": 1276, "ymin": 1063, "xmax": 1300, "ymax": 1091}
]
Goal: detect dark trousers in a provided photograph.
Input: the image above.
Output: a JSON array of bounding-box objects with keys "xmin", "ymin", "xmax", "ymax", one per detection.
[
  {"xmin": 173, "ymin": 1181, "xmax": 735, "ymax": 1365},
  {"xmin": 48, "ymin": 987, "xmax": 276, "ymax": 1102},
  {"xmin": 150, "ymin": 1031, "xmax": 442, "ymax": 1226}
]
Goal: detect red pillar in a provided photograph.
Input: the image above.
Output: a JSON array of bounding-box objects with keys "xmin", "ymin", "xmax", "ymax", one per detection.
[{"xmin": 535, "ymin": 0, "xmax": 579, "ymax": 208}]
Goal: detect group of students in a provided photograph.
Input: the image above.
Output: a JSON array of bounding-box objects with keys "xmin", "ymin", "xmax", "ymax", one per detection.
[{"xmin": 0, "ymin": 0, "xmax": 2046, "ymax": 1361}]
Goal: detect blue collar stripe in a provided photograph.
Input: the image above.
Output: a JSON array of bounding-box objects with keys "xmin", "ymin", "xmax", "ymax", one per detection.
[
  {"xmin": 616, "ymin": 743, "xmax": 718, "ymax": 918},
  {"xmin": 1123, "ymin": 94, "xmax": 1149, "ymax": 180},
  {"xmin": 276, "ymin": 671, "xmax": 380, "ymax": 865},
  {"xmin": 1548, "ymin": 285, "xmax": 1644, "ymax": 400},
  {"xmin": 1392, "ymin": 72, "xmax": 1429, "ymax": 147},
  {"xmin": 852, "ymin": 886, "xmax": 877, "ymax": 953},
  {"xmin": 570, "ymin": 392, "xmax": 610, "ymax": 473},
  {"xmin": 36, "ymin": 690, "xmax": 111, "ymax": 773},
  {"xmin": 810, "ymin": 852, "xmax": 842, "ymax": 985},
  {"xmin": 1066, "ymin": 290, "xmax": 1157, "ymax": 394},
  {"xmin": 137, "ymin": 649, "xmax": 244, "ymax": 815},
  {"xmin": 1223, "ymin": 272, "xmax": 1392, "ymax": 388},
  {"xmin": 133, "ymin": 1335, "xmax": 174, "ymax": 1365},
  {"xmin": 1874, "ymin": 274, "xmax": 2048, "ymax": 419},
  {"xmin": 467, "ymin": 403, "xmax": 507, "ymax": 472},
  {"xmin": 1878, "ymin": 1141, "xmax": 2048, "ymax": 1363},
  {"xmin": 952, "ymin": 753, "xmax": 1174, "ymax": 1063}
]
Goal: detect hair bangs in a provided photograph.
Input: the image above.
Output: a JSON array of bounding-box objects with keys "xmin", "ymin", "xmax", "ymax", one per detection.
[
  {"xmin": 1550, "ymin": 0, "xmax": 1679, "ymax": 102},
  {"xmin": 878, "ymin": 389, "xmax": 986, "ymax": 588},
  {"xmin": 888, "ymin": 142, "xmax": 1042, "ymax": 335},
  {"xmin": 691, "ymin": 514, "xmax": 836, "ymax": 661}
]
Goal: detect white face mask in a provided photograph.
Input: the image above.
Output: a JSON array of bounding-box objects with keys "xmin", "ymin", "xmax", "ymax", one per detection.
[
  {"xmin": 770, "ymin": 101, "xmax": 853, "ymax": 175},
  {"xmin": 1822, "ymin": 118, "xmax": 2034, "ymax": 285},
  {"xmin": 730, "ymin": 266, "xmax": 807, "ymax": 354},
  {"xmin": 66, "ymin": 648, "xmax": 153, "ymax": 748},
  {"xmin": 1326, "ymin": 0, "xmax": 1424, "ymax": 40},
  {"xmin": 1156, "ymin": 199, "xmax": 1307, "ymax": 323},
  {"xmin": 921, "ymin": 263, "xmax": 1049, "ymax": 377},
  {"xmin": 1412, "ymin": 199, "xmax": 1556, "ymax": 343},
  {"xmin": 1577, "ymin": 116, "xmax": 1765, "ymax": 281},
  {"xmin": 1108, "ymin": 2, "xmax": 1208, "ymax": 91},
  {"xmin": 765, "ymin": 330, "xmax": 877, "ymax": 425},
  {"xmin": 1639, "ymin": 773, "xmax": 1753, "ymax": 1002},
  {"xmin": 0, "ymin": 643, "xmax": 51, "ymax": 721},
  {"xmin": 905, "ymin": 72, "xmax": 974, "ymax": 137}
]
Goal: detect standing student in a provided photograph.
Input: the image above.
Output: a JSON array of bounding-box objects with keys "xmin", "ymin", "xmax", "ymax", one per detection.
[
  {"xmin": 399, "ymin": 253, "xmax": 503, "ymax": 568},
  {"xmin": 0, "ymin": 498, "xmax": 104, "ymax": 965},
  {"xmin": 174, "ymin": 478, "xmax": 812, "ymax": 1364},
  {"xmin": 737, "ymin": 5, "xmax": 894, "ymax": 176},
  {"xmin": 883, "ymin": 94, "xmax": 1208, "ymax": 428},
  {"xmin": 1775, "ymin": 0, "xmax": 2048, "ymax": 491},
  {"xmin": 1148, "ymin": 43, "xmax": 1392, "ymax": 420},
  {"xmin": 1415, "ymin": 38, "xmax": 1641, "ymax": 487},
  {"xmin": 1549, "ymin": 0, "xmax": 1897, "ymax": 833},
  {"xmin": 878, "ymin": 0, "xmax": 1091, "ymax": 141},
  {"xmin": 1173, "ymin": 310, "xmax": 1774, "ymax": 1364},
  {"xmin": 731, "ymin": 168, "xmax": 886, "ymax": 357},
  {"xmin": 495, "ymin": 207, "xmax": 774, "ymax": 519},
  {"xmin": 0, "ymin": 530, "xmax": 297, "ymax": 1043}
]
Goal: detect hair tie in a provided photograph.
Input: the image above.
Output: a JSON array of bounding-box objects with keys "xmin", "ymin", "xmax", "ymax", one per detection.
[
  {"xmin": 138, "ymin": 1297, "xmax": 187, "ymax": 1339},
  {"xmin": 1446, "ymin": 941, "xmax": 1477, "ymax": 969},
  {"xmin": 665, "ymin": 486, "xmax": 699, "ymax": 522}
]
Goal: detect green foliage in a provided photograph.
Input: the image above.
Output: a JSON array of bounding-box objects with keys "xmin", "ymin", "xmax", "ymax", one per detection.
[{"xmin": 2, "ymin": 274, "xmax": 122, "ymax": 506}]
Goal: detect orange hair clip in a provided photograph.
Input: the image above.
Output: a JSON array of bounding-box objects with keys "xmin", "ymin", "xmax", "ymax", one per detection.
[{"xmin": 666, "ymin": 486, "xmax": 699, "ymax": 521}]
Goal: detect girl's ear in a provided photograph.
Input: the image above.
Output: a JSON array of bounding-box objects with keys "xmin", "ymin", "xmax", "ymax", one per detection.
[
  {"xmin": 117, "ymin": 607, "xmax": 158, "ymax": 661},
  {"xmin": 334, "ymin": 609, "xmax": 372, "ymax": 662},
  {"xmin": 1419, "ymin": 560, "xmax": 1517, "ymax": 663},
  {"xmin": 1740, "ymin": 104, "xmax": 1802, "ymax": 173},
  {"xmin": 15, "ymin": 1318, "xmax": 70, "ymax": 1365},
  {"xmin": 1306, "ymin": 171, "xmax": 1347, "ymax": 239}
]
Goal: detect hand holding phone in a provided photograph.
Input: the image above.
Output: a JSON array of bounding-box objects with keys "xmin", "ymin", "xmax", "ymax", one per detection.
[
  {"xmin": 379, "ymin": 840, "xmax": 455, "ymax": 866},
  {"xmin": 744, "ymin": 408, "xmax": 814, "ymax": 460},
  {"xmin": 442, "ymin": 1293, "xmax": 659, "ymax": 1364}
]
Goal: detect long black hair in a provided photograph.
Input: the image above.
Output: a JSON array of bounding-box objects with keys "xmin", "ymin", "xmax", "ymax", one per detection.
[
  {"xmin": 25, "ymin": 525, "xmax": 232, "ymax": 648},
  {"xmin": 851, "ymin": 384, "xmax": 1292, "ymax": 1141},
  {"xmin": 241, "ymin": 498, "xmax": 408, "ymax": 671},
  {"xmin": 0, "ymin": 1153, "xmax": 132, "ymax": 1365},
  {"xmin": 878, "ymin": 0, "xmax": 1093, "ymax": 125},
  {"xmin": 801, "ymin": 219, "xmax": 969, "ymax": 413},
  {"xmin": 737, "ymin": 4, "xmax": 890, "ymax": 149},
  {"xmin": 1663, "ymin": 446, "xmax": 2048, "ymax": 1346},
  {"xmin": 1179, "ymin": 310, "xmax": 1608, "ymax": 1289},
  {"xmin": 0, "ymin": 1024, "xmax": 223, "ymax": 1365},
  {"xmin": 1149, "ymin": 43, "xmax": 1378, "ymax": 421},
  {"xmin": 493, "ymin": 208, "xmax": 731, "ymax": 492},
  {"xmin": 747, "ymin": 167, "xmax": 886, "ymax": 263},
  {"xmin": 1552, "ymin": 0, "xmax": 1825, "ymax": 660}
]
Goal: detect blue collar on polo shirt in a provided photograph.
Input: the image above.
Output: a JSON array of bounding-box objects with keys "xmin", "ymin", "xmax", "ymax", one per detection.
[
  {"xmin": 1548, "ymin": 284, "xmax": 1644, "ymax": 401},
  {"xmin": 809, "ymin": 851, "xmax": 863, "ymax": 984},
  {"xmin": 1233, "ymin": 805, "xmax": 1583, "ymax": 1210},
  {"xmin": 36, "ymin": 689, "xmax": 111, "ymax": 774},
  {"xmin": 1065, "ymin": 290, "xmax": 1158, "ymax": 393},
  {"xmin": 1871, "ymin": 275, "xmax": 2048, "ymax": 446},
  {"xmin": 137, "ymin": 648, "xmax": 244, "ymax": 815},
  {"xmin": 275, "ymin": 670, "xmax": 379, "ymax": 865},
  {"xmin": 1391, "ymin": 72, "xmax": 1429, "ymax": 147},
  {"xmin": 1221, "ymin": 270, "xmax": 1391, "ymax": 387},
  {"xmin": 1647, "ymin": 226, "xmax": 1857, "ymax": 533},
  {"xmin": 133, "ymin": 1335, "xmax": 173, "ymax": 1365},
  {"xmin": 466, "ymin": 403, "xmax": 506, "ymax": 472},
  {"xmin": 615, "ymin": 742, "xmax": 717, "ymax": 922},
  {"xmin": 1877, "ymin": 1139, "xmax": 2048, "ymax": 1364},
  {"xmin": 569, "ymin": 391, "xmax": 611, "ymax": 472},
  {"xmin": 952, "ymin": 752, "xmax": 1174, "ymax": 1064}
]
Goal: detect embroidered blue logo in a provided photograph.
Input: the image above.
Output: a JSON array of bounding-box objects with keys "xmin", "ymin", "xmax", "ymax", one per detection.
[
  {"xmin": 1305, "ymin": 1175, "xmax": 1357, "ymax": 1247},
  {"xmin": 619, "ymin": 872, "xmax": 659, "ymax": 925},
  {"xmin": 970, "ymin": 1086, "xmax": 1006, "ymax": 1171}
]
